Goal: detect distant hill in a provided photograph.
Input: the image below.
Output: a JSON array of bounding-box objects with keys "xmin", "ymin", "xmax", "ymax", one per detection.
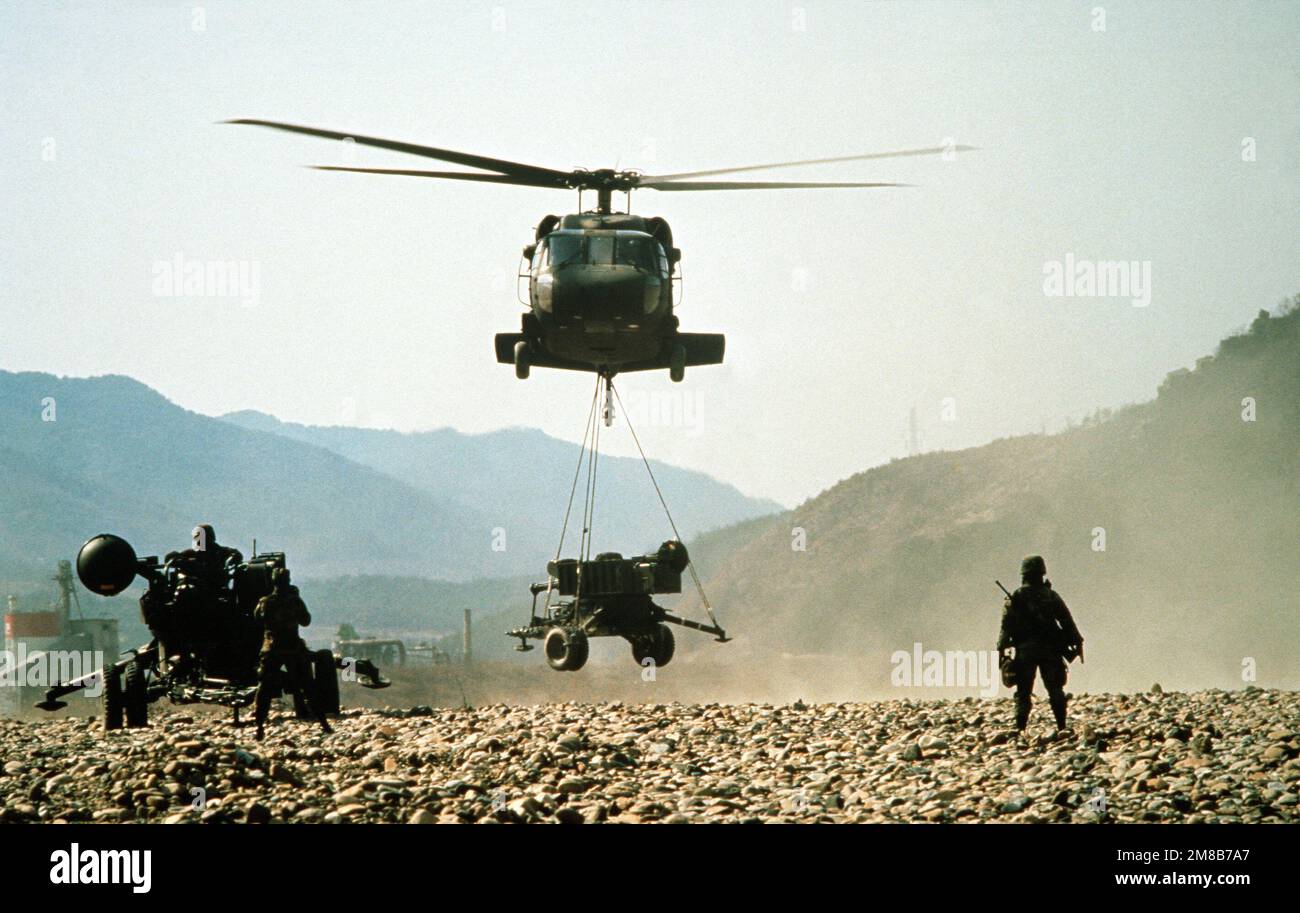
[
  {"xmin": 0, "ymin": 371, "xmax": 777, "ymax": 586},
  {"xmin": 0, "ymin": 372, "xmax": 500, "ymax": 580},
  {"xmin": 678, "ymin": 301, "xmax": 1300, "ymax": 693},
  {"xmin": 219, "ymin": 410, "xmax": 781, "ymax": 566}
]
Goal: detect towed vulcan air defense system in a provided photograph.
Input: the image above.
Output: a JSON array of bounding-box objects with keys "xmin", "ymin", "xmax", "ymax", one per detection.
[
  {"xmin": 509, "ymin": 539, "xmax": 728, "ymax": 672},
  {"xmin": 37, "ymin": 528, "xmax": 389, "ymax": 730},
  {"xmin": 504, "ymin": 374, "xmax": 731, "ymax": 670}
]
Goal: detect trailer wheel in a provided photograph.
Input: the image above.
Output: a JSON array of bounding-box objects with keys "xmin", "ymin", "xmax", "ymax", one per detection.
[
  {"xmin": 123, "ymin": 659, "xmax": 149, "ymax": 728},
  {"xmin": 313, "ymin": 649, "xmax": 341, "ymax": 715},
  {"xmin": 652, "ymin": 624, "xmax": 675, "ymax": 667},
  {"xmin": 631, "ymin": 624, "xmax": 675, "ymax": 668},
  {"xmin": 102, "ymin": 666, "xmax": 124, "ymax": 731},
  {"xmin": 544, "ymin": 627, "xmax": 588, "ymax": 672},
  {"xmin": 292, "ymin": 683, "xmax": 311, "ymax": 720}
]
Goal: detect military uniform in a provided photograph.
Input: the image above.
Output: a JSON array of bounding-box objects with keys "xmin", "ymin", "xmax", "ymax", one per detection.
[
  {"xmin": 146, "ymin": 524, "xmax": 244, "ymax": 654},
  {"xmin": 997, "ymin": 556, "xmax": 1083, "ymax": 731},
  {"xmin": 252, "ymin": 569, "xmax": 331, "ymax": 739},
  {"xmin": 175, "ymin": 524, "xmax": 244, "ymax": 589}
]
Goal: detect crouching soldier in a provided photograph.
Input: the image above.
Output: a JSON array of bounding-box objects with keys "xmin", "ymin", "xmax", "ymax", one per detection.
[
  {"xmin": 997, "ymin": 555, "xmax": 1084, "ymax": 733},
  {"xmin": 253, "ymin": 568, "xmax": 331, "ymax": 740}
]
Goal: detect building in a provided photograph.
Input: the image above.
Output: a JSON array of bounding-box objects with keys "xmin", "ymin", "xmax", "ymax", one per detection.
[{"xmin": 1, "ymin": 560, "xmax": 120, "ymax": 716}]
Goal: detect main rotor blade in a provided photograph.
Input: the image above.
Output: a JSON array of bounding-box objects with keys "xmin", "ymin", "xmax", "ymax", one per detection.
[
  {"xmin": 225, "ymin": 119, "xmax": 571, "ymax": 185},
  {"xmin": 310, "ymin": 165, "xmax": 565, "ymax": 188},
  {"xmin": 641, "ymin": 145, "xmax": 976, "ymax": 182},
  {"xmin": 642, "ymin": 180, "xmax": 911, "ymax": 191}
]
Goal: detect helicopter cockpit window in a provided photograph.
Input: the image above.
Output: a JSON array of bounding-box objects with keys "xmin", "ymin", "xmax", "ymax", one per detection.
[
  {"xmin": 614, "ymin": 235, "xmax": 659, "ymax": 272},
  {"xmin": 548, "ymin": 234, "xmax": 584, "ymax": 267},
  {"xmin": 587, "ymin": 236, "xmax": 615, "ymax": 266}
]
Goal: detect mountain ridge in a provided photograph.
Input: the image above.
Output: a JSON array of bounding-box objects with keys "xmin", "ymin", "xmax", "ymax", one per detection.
[
  {"xmin": 0, "ymin": 370, "xmax": 778, "ymax": 583},
  {"xmin": 676, "ymin": 301, "xmax": 1300, "ymax": 693},
  {"xmin": 217, "ymin": 407, "xmax": 782, "ymax": 564}
]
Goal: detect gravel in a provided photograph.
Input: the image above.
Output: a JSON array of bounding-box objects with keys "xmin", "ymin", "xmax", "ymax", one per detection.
[{"xmin": 1, "ymin": 688, "xmax": 1296, "ymax": 824}]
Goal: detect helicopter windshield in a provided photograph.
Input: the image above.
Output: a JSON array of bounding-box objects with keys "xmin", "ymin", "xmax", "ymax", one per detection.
[
  {"xmin": 544, "ymin": 232, "xmax": 665, "ymax": 274},
  {"xmin": 587, "ymin": 236, "xmax": 615, "ymax": 265},
  {"xmin": 615, "ymin": 235, "xmax": 659, "ymax": 271},
  {"xmin": 548, "ymin": 233, "xmax": 584, "ymax": 267},
  {"xmin": 580, "ymin": 234, "xmax": 661, "ymax": 271}
]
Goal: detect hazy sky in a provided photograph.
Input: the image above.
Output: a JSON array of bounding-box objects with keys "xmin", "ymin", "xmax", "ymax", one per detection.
[{"xmin": 3, "ymin": 1, "xmax": 1297, "ymax": 507}]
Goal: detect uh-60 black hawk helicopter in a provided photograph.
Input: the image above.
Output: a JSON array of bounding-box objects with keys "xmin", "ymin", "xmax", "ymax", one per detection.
[{"xmin": 226, "ymin": 119, "xmax": 972, "ymax": 382}]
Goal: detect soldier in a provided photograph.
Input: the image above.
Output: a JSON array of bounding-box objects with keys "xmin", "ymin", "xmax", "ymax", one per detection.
[
  {"xmin": 175, "ymin": 524, "xmax": 243, "ymax": 587},
  {"xmin": 148, "ymin": 524, "xmax": 244, "ymax": 654},
  {"xmin": 252, "ymin": 567, "xmax": 331, "ymax": 740},
  {"xmin": 997, "ymin": 555, "xmax": 1084, "ymax": 733}
]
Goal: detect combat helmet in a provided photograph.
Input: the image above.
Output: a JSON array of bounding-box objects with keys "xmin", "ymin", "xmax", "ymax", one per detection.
[
  {"xmin": 1020, "ymin": 554, "xmax": 1046, "ymax": 580},
  {"xmin": 192, "ymin": 523, "xmax": 217, "ymax": 551}
]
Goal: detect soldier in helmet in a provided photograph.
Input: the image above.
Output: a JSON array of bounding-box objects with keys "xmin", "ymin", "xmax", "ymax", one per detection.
[
  {"xmin": 149, "ymin": 524, "xmax": 245, "ymax": 655},
  {"xmin": 174, "ymin": 524, "xmax": 243, "ymax": 587},
  {"xmin": 252, "ymin": 567, "xmax": 331, "ymax": 740},
  {"xmin": 997, "ymin": 555, "xmax": 1084, "ymax": 733}
]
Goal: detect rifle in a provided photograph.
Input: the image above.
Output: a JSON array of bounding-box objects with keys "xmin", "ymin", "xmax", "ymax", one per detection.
[{"xmin": 995, "ymin": 580, "xmax": 1012, "ymax": 600}]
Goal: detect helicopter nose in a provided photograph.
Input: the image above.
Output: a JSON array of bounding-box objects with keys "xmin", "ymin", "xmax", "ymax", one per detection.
[{"xmin": 553, "ymin": 269, "xmax": 658, "ymax": 328}]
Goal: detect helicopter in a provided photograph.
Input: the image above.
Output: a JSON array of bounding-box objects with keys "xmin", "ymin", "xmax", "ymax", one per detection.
[{"xmin": 227, "ymin": 119, "xmax": 972, "ymax": 381}]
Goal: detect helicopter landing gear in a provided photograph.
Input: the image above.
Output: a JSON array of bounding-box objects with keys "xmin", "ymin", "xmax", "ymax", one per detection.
[
  {"xmin": 669, "ymin": 344, "xmax": 687, "ymax": 383},
  {"xmin": 513, "ymin": 340, "xmax": 531, "ymax": 380}
]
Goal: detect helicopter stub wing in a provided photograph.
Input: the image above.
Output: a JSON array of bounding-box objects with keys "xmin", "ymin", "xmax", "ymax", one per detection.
[
  {"xmin": 653, "ymin": 332, "xmax": 725, "ymax": 370},
  {"xmin": 494, "ymin": 334, "xmax": 591, "ymax": 373},
  {"xmin": 494, "ymin": 333, "xmax": 724, "ymax": 374}
]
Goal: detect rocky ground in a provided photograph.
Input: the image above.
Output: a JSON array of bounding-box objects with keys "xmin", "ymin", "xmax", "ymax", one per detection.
[{"xmin": 1, "ymin": 688, "xmax": 1296, "ymax": 823}]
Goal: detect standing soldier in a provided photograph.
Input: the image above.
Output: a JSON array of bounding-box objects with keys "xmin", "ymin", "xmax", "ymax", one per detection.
[
  {"xmin": 997, "ymin": 555, "xmax": 1084, "ymax": 733},
  {"xmin": 252, "ymin": 567, "xmax": 331, "ymax": 741}
]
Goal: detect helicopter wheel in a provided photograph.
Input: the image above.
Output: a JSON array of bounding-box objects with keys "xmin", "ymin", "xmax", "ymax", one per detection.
[
  {"xmin": 514, "ymin": 341, "xmax": 531, "ymax": 380},
  {"xmin": 669, "ymin": 344, "xmax": 686, "ymax": 383},
  {"xmin": 544, "ymin": 626, "xmax": 588, "ymax": 672}
]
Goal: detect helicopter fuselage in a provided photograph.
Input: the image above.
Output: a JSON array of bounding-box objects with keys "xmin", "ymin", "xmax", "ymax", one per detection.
[{"xmin": 495, "ymin": 211, "xmax": 724, "ymax": 381}]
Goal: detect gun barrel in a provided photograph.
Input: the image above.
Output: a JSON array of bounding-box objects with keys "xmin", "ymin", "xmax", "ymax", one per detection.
[
  {"xmin": 660, "ymin": 612, "xmax": 728, "ymax": 641},
  {"xmin": 36, "ymin": 643, "xmax": 156, "ymax": 712},
  {"xmin": 38, "ymin": 660, "xmax": 119, "ymax": 707},
  {"xmin": 995, "ymin": 579, "xmax": 1012, "ymax": 599}
]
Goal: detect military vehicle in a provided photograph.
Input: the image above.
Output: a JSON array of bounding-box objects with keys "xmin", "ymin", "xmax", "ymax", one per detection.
[
  {"xmin": 227, "ymin": 118, "xmax": 971, "ymax": 381},
  {"xmin": 508, "ymin": 540, "xmax": 728, "ymax": 672},
  {"xmin": 36, "ymin": 532, "xmax": 389, "ymax": 729},
  {"xmin": 333, "ymin": 636, "xmax": 407, "ymax": 667}
]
